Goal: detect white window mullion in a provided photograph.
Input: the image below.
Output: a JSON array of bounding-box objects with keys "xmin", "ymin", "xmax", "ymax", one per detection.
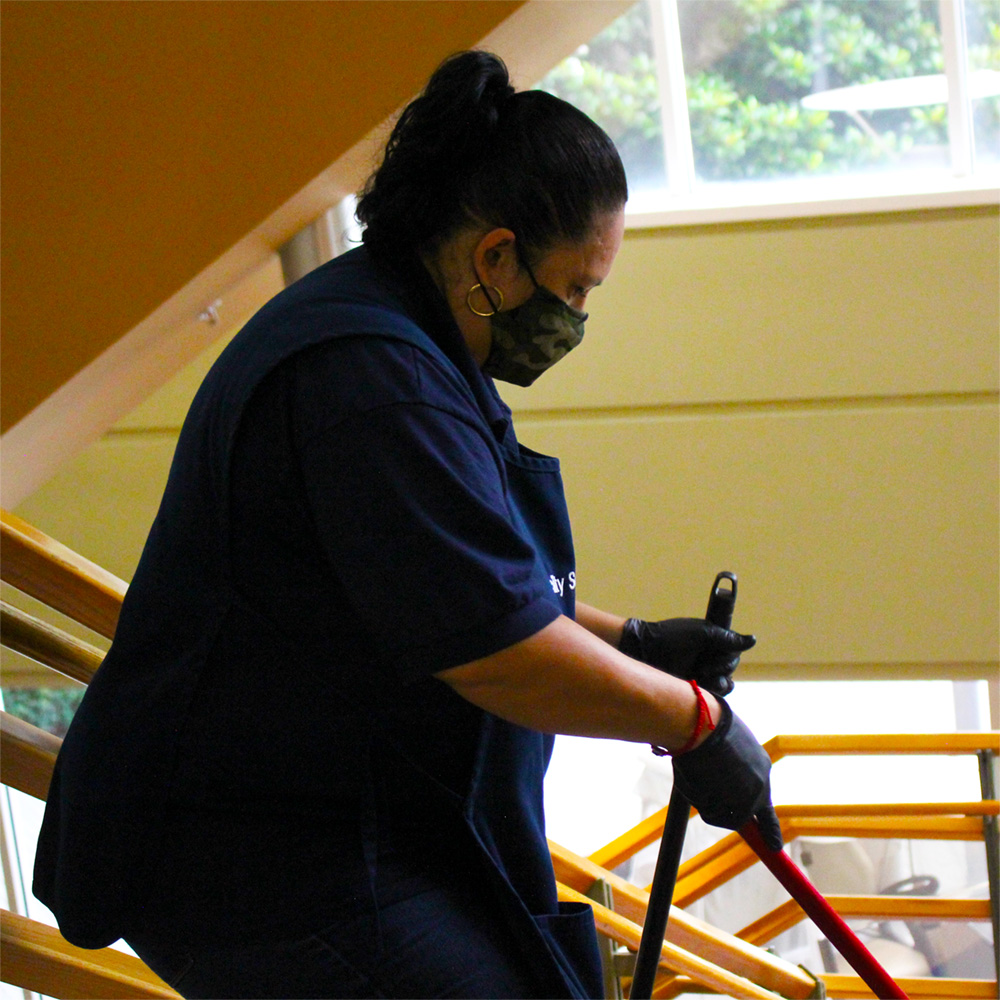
[
  {"xmin": 648, "ymin": 0, "xmax": 696, "ymax": 195},
  {"xmin": 940, "ymin": 0, "xmax": 975, "ymax": 176}
]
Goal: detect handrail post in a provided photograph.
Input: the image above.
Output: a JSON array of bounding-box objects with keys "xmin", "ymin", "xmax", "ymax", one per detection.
[
  {"xmin": 978, "ymin": 748, "xmax": 1000, "ymax": 986},
  {"xmin": 584, "ymin": 878, "xmax": 624, "ymax": 1000}
]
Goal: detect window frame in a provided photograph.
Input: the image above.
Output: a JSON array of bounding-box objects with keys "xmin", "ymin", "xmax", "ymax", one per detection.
[{"xmin": 624, "ymin": 0, "xmax": 1000, "ymax": 228}]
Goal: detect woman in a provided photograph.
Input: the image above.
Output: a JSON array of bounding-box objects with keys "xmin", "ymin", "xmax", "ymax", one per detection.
[{"xmin": 34, "ymin": 51, "xmax": 780, "ymax": 999}]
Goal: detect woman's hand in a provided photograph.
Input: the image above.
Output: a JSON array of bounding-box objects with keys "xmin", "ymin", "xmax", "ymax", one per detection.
[
  {"xmin": 436, "ymin": 615, "xmax": 779, "ymax": 847},
  {"xmin": 671, "ymin": 699, "xmax": 783, "ymax": 850},
  {"xmin": 618, "ymin": 617, "xmax": 755, "ymax": 697}
]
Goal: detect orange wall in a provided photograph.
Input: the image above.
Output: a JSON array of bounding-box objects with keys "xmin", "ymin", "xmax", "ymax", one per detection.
[{"xmin": 1, "ymin": 0, "xmax": 524, "ymax": 431}]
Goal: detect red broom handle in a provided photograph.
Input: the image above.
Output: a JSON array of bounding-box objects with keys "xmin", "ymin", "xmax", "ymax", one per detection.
[{"xmin": 740, "ymin": 819, "xmax": 909, "ymax": 999}]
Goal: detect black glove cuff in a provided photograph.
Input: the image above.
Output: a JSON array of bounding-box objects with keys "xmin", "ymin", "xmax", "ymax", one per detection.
[
  {"xmin": 674, "ymin": 697, "xmax": 733, "ymax": 759},
  {"xmin": 618, "ymin": 617, "xmax": 646, "ymax": 659},
  {"xmin": 672, "ymin": 701, "xmax": 773, "ymax": 835}
]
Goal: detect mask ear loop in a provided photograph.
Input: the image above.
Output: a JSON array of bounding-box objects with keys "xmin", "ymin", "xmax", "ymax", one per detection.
[
  {"xmin": 517, "ymin": 247, "xmax": 588, "ymax": 321},
  {"xmin": 517, "ymin": 250, "xmax": 541, "ymax": 291},
  {"xmin": 466, "ymin": 282, "xmax": 504, "ymax": 317}
]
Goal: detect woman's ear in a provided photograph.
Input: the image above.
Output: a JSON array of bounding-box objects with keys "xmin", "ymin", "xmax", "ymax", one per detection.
[{"xmin": 473, "ymin": 228, "xmax": 519, "ymax": 290}]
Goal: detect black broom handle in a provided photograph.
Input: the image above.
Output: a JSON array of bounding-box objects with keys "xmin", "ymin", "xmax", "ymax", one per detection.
[{"xmin": 629, "ymin": 573, "xmax": 736, "ymax": 999}]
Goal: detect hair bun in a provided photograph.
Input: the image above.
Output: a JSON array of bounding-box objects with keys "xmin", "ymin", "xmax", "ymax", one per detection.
[
  {"xmin": 474, "ymin": 53, "xmax": 516, "ymax": 125},
  {"xmin": 422, "ymin": 50, "xmax": 514, "ymax": 135},
  {"xmin": 356, "ymin": 49, "xmax": 626, "ymax": 264}
]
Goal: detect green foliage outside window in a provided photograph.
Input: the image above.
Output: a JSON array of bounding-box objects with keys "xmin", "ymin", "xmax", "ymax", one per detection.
[
  {"xmin": 3, "ymin": 686, "xmax": 85, "ymax": 738},
  {"xmin": 539, "ymin": 0, "xmax": 1000, "ymax": 185},
  {"xmin": 540, "ymin": 1, "xmax": 666, "ymax": 187}
]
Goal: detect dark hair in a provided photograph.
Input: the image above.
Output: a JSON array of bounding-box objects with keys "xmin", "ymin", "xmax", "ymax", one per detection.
[{"xmin": 356, "ymin": 50, "xmax": 627, "ymax": 266}]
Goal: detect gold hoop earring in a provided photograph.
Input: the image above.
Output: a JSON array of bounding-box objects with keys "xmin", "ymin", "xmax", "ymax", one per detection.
[{"xmin": 466, "ymin": 283, "xmax": 503, "ymax": 317}]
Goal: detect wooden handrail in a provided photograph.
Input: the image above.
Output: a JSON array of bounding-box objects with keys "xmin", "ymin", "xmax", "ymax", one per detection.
[
  {"xmin": 555, "ymin": 882, "xmax": 786, "ymax": 1000},
  {"xmin": 826, "ymin": 895, "xmax": 992, "ymax": 921},
  {"xmin": 1, "ymin": 909, "xmax": 178, "ymax": 999},
  {"xmin": 0, "ymin": 508, "xmax": 126, "ymax": 640},
  {"xmin": 1, "ymin": 600, "xmax": 105, "ymax": 684},
  {"xmin": 783, "ymin": 815, "xmax": 987, "ymax": 841},
  {"xmin": 738, "ymin": 896, "xmax": 993, "ymax": 948},
  {"xmin": 819, "ymin": 973, "xmax": 998, "ymax": 999},
  {"xmin": 765, "ymin": 733, "xmax": 1000, "ymax": 761},
  {"xmin": 775, "ymin": 802, "xmax": 1000, "ymax": 817},
  {"xmin": 0, "ymin": 515, "xmax": 173, "ymax": 1000},
  {"xmin": 548, "ymin": 840, "xmax": 817, "ymax": 998},
  {"xmin": 592, "ymin": 799, "xmax": 1000, "ymax": 874},
  {"xmin": 0, "ymin": 710, "xmax": 61, "ymax": 801},
  {"xmin": 738, "ymin": 898, "xmax": 811, "ymax": 947},
  {"xmin": 588, "ymin": 735, "xmax": 1000, "ymax": 874},
  {"xmin": 660, "ymin": 805, "xmax": 997, "ymax": 907}
]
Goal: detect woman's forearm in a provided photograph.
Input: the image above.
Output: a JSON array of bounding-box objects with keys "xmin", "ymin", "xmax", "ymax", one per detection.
[
  {"xmin": 435, "ymin": 615, "xmax": 719, "ymax": 752},
  {"xmin": 574, "ymin": 601, "xmax": 627, "ymax": 647}
]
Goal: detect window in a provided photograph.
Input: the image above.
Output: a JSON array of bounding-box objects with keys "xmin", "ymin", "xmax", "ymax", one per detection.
[{"xmin": 538, "ymin": 0, "xmax": 1000, "ymax": 223}]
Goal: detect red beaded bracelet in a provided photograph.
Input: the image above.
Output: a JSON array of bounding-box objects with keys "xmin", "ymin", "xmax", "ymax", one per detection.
[{"xmin": 651, "ymin": 679, "xmax": 716, "ymax": 758}]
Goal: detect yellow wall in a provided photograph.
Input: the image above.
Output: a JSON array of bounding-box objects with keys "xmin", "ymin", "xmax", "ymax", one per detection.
[
  {"xmin": 508, "ymin": 205, "xmax": 999, "ymax": 678},
  {"xmin": 0, "ymin": 0, "xmax": 525, "ymax": 432},
  {"xmin": 9, "ymin": 206, "xmax": 999, "ymax": 687}
]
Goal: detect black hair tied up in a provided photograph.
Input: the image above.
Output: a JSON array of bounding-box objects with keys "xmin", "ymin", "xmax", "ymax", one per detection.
[{"xmin": 356, "ymin": 50, "xmax": 627, "ymax": 266}]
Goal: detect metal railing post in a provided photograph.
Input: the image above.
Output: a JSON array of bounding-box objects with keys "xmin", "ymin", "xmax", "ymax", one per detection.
[{"xmin": 978, "ymin": 748, "xmax": 1000, "ymax": 985}]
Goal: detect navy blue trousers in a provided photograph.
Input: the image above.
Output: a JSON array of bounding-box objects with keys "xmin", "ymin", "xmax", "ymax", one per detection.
[{"xmin": 128, "ymin": 879, "xmax": 554, "ymax": 999}]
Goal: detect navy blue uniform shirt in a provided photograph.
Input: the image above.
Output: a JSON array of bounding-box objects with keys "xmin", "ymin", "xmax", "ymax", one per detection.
[{"xmin": 34, "ymin": 246, "xmax": 601, "ymax": 997}]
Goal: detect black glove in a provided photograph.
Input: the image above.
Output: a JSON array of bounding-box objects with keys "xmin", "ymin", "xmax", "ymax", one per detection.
[
  {"xmin": 671, "ymin": 700, "xmax": 783, "ymax": 851},
  {"xmin": 619, "ymin": 617, "xmax": 755, "ymax": 697}
]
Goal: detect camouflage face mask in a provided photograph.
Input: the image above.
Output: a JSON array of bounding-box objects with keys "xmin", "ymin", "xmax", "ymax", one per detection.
[{"xmin": 481, "ymin": 271, "xmax": 587, "ymax": 387}]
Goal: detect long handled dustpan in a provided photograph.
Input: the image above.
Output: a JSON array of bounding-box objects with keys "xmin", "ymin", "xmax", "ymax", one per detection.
[{"xmin": 629, "ymin": 573, "xmax": 908, "ymax": 1000}]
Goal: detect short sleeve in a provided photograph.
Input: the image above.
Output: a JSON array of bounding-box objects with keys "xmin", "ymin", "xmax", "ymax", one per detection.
[{"xmin": 291, "ymin": 338, "xmax": 560, "ymax": 680}]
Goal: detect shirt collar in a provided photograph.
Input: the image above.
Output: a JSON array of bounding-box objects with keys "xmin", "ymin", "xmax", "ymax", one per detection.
[{"xmin": 373, "ymin": 247, "xmax": 510, "ymax": 441}]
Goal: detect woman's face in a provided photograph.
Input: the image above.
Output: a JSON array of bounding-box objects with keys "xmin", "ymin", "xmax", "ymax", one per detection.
[
  {"xmin": 451, "ymin": 206, "xmax": 626, "ymax": 368},
  {"xmin": 515, "ymin": 208, "xmax": 626, "ymax": 313}
]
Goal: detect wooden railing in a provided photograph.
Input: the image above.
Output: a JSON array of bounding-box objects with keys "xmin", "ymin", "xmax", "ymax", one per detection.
[
  {"xmin": 551, "ymin": 840, "xmax": 817, "ymax": 999},
  {"xmin": 1, "ymin": 510, "xmax": 177, "ymax": 999},
  {"xmin": 1, "ymin": 507, "xmax": 997, "ymax": 1000},
  {"xmin": 0, "ymin": 508, "xmax": 125, "ymax": 640},
  {"xmin": 1, "ymin": 910, "xmax": 178, "ymax": 1000},
  {"xmin": 575, "ymin": 732, "xmax": 999, "ymax": 1000},
  {"xmin": 1, "ymin": 600, "xmax": 105, "ymax": 684}
]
